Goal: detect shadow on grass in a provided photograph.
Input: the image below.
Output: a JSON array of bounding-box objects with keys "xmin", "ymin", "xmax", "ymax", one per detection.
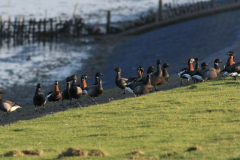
[
  {"xmin": 228, "ymin": 158, "xmax": 240, "ymax": 160},
  {"xmin": 13, "ymin": 129, "xmax": 24, "ymax": 132},
  {"xmin": 211, "ymin": 81, "xmax": 240, "ymax": 86}
]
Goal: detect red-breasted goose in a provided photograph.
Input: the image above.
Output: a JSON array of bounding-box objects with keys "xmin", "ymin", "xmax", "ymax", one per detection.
[
  {"xmin": 61, "ymin": 77, "xmax": 72, "ymax": 107},
  {"xmin": 222, "ymin": 51, "xmax": 240, "ymax": 79},
  {"xmin": 46, "ymin": 81, "xmax": 61, "ymax": 106},
  {"xmin": 0, "ymin": 88, "xmax": 21, "ymax": 116},
  {"xmin": 194, "ymin": 59, "xmax": 223, "ymax": 81},
  {"xmin": 82, "ymin": 74, "xmax": 104, "ymax": 104},
  {"xmin": 33, "ymin": 83, "xmax": 47, "ymax": 110},
  {"xmin": 68, "ymin": 75, "xmax": 83, "ymax": 105},
  {"xmin": 178, "ymin": 58, "xmax": 195, "ymax": 85},
  {"xmin": 114, "ymin": 67, "xmax": 129, "ymax": 94},
  {"xmin": 127, "ymin": 66, "xmax": 144, "ymax": 84},
  {"xmin": 126, "ymin": 66, "xmax": 155, "ymax": 97}
]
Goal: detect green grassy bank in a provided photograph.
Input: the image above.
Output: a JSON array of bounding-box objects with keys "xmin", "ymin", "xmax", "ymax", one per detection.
[{"xmin": 1, "ymin": 77, "xmax": 240, "ymax": 159}]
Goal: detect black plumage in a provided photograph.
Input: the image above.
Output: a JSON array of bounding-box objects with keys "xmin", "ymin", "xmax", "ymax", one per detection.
[{"xmin": 33, "ymin": 83, "xmax": 46, "ymax": 110}]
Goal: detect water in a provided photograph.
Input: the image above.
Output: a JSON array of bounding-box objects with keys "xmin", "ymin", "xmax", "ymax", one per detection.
[
  {"xmin": 0, "ymin": 39, "xmax": 93, "ymax": 88},
  {"xmin": 0, "ymin": 0, "xmax": 206, "ymax": 23}
]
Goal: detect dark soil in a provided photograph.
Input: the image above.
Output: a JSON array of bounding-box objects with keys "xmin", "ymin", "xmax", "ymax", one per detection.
[{"xmin": 0, "ymin": 76, "xmax": 196, "ymax": 126}]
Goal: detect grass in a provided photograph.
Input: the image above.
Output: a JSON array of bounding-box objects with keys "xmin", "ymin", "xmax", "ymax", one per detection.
[{"xmin": 1, "ymin": 77, "xmax": 240, "ymax": 159}]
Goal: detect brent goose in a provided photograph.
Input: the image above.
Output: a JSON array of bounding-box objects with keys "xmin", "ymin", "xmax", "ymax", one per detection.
[
  {"xmin": 33, "ymin": 83, "xmax": 47, "ymax": 110},
  {"xmin": 192, "ymin": 62, "xmax": 209, "ymax": 82},
  {"xmin": 61, "ymin": 77, "xmax": 72, "ymax": 106},
  {"xmin": 126, "ymin": 66, "xmax": 155, "ymax": 96},
  {"xmin": 91, "ymin": 72, "xmax": 104, "ymax": 85},
  {"xmin": 150, "ymin": 60, "xmax": 164, "ymax": 91},
  {"xmin": 0, "ymin": 88, "xmax": 21, "ymax": 116},
  {"xmin": 82, "ymin": 74, "xmax": 104, "ymax": 104},
  {"xmin": 157, "ymin": 63, "xmax": 171, "ymax": 87},
  {"xmin": 114, "ymin": 67, "xmax": 128, "ymax": 94},
  {"xmin": 193, "ymin": 59, "xmax": 223, "ymax": 81},
  {"xmin": 46, "ymin": 81, "xmax": 61, "ymax": 106},
  {"xmin": 68, "ymin": 75, "xmax": 83, "ymax": 105}
]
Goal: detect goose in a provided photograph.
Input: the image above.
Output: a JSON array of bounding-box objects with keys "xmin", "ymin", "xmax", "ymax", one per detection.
[
  {"xmin": 150, "ymin": 59, "xmax": 164, "ymax": 91},
  {"xmin": 0, "ymin": 88, "xmax": 21, "ymax": 116},
  {"xmin": 82, "ymin": 74, "xmax": 104, "ymax": 104},
  {"xmin": 61, "ymin": 77, "xmax": 72, "ymax": 106},
  {"xmin": 157, "ymin": 63, "xmax": 171, "ymax": 87},
  {"xmin": 68, "ymin": 75, "xmax": 83, "ymax": 105},
  {"xmin": 178, "ymin": 58, "xmax": 196, "ymax": 85},
  {"xmin": 91, "ymin": 72, "xmax": 104, "ymax": 85},
  {"xmin": 46, "ymin": 81, "xmax": 61, "ymax": 106},
  {"xmin": 222, "ymin": 51, "xmax": 240, "ymax": 79},
  {"xmin": 126, "ymin": 66, "xmax": 155, "ymax": 96},
  {"xmin": 127, "ymin": 66, "xmax": 144, "ymax": 84},
  {"xmin": 191, "ymin": 62, "xmax": 209, "ymax": 82},
  {"xmin": 193, "ymin": 59, "xmax": 223, "ymax": 81},
  {"xmin": 114, "ymin": 67, "xmax": 129, "ymax": 94},
  {"xmin": 33, "ymin": 83, "xmax": 47, "ymax": 110}
]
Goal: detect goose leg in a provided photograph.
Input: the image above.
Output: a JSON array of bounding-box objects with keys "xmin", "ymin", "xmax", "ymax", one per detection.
[
  {"xmin": 154, "ymin": 85, "xmax": 160, "ymax": 91},
  {"xmin": 91, "ymin": 97, "xmax": 98, "ymax": 105},
  {"xmin": 77, "ymin": 100, "xmax": 82, "ymax": 107},
  {"xmin": 123, "ymin": 89, "xmax": 126, "ymax": 94},
  {"xmin": 35, "ymin": 105, "xmax": 38, "ymax": 112},
  {"xmin": 180, "ymin": 79, "xmax": 183, "ymax": 85},
  {"xmin": 234, "ymin": 76, "xmax": 237, "ymax": 80}
]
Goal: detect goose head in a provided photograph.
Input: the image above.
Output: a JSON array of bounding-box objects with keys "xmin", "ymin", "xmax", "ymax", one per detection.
[
  {"xmin": 54, "ymin": 81, "xmax": 58, "ymax": 86},
  {"xmin": 95, "ymin": 72, "xmax": 104, "ymax": 78},
  {"xmin": 81, "ymin": 75, "xmax": 89, "ymax": 81},
  {"xmin": 163, "ymin": 63, "xmax": 171, "ymax": 68},
  {"xmin": 227, "ymin": 51, "xmax": 235, "ymax": 58},
  {"xmin": 157, "ymin": 59, "xmax": 161, "ymax": 65},
  {"xmin": 71, "ymin": 75, "xmax": 77, "ymax": 81},
  {"xmin": 147, "ymin": 66, "xmax": 155, "ymax": 74},
  {"xmin": 214, "ymin": 59, "xmax": 223, "ymax": 64},
  {"xmin": 114, "ymin": 67, "xmax": 121, "ymax": 73},
  {"xmin": 66, "ymin": 77, "xmax": 72, "ymax": 82},
  {"xmin": 37, "ymin": 83, "xmax": 42, "ymax": 89},
  {"xmin": 201, "ymin": 62, "xmax": 208, "ymax": 69},
  {"xmin": 188, "ymin": 58, "xmax": 195, "ymax": 65}
]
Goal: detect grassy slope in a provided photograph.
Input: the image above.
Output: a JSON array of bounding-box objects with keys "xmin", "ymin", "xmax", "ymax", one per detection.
[{"xmin": 1, "ymin": 77, "xmax": 240, "ymax": 159}]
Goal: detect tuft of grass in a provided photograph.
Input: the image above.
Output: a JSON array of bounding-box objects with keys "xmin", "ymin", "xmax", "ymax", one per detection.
[
  {"xmin": 186, "ymin": 145, "xmax": 202, "ymax": 152},
  {"xmin": 58, "ymin": 147, "xmax": 87, "ymax": 159},
  {"xmin": 4, "ymin": 150, "xmax": 43, "ymax": 157},
  {"xmin": 88, "ymin": 149, "xmax": 108, "ymax": 156}
]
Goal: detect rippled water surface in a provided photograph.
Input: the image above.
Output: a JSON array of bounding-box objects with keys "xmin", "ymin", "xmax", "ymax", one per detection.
[{"xmin": 0, "ymin": 39, "xmax": 92, "ymax": 88}]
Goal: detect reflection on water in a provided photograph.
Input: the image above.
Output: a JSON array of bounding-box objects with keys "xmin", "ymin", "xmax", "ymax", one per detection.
[{"xmin": 0, "ymin": 38, "xmax": 93, "ymax": 88}]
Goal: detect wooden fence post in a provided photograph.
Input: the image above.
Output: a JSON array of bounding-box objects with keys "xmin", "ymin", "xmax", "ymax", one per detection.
[
  {"xmin": 8, "ymin": 16, "xmax": 11, "ymax": 36},
  {"xmin": 211, "ymin": 0, "xmax": 215, "ymax": 8},
  {"xmin": 158, "ymin": 0, "xmax": 163, "ymax": 22},
  {"xmin": 0, "ymin": 15, "xmax": 2, "ymax": 37},
  {"xmin": 106, "ymin": 10, "xmax": 111, "ymax": 34}
]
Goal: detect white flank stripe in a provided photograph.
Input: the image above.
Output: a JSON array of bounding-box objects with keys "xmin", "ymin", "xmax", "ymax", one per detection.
[
  {"xmin": 192, "ymin": 75, "xmax": 203, "ymax": 81},
  {"xmin": 83, "ymin": 90, "xmax": 88, "ymax": 94},
  {"xmin": 182, "ymin": 74, "xmax": 192, "ymax": 79},
  {"xmin": 229, "ymin": 72, "xmax": 238, "ymax": 76},
  {"xmin": 10, "ymin": 106, "xmax": 21, "ymax": 112},
  {"xmin": 125, "ymin": 87, "xmax": 133, "ymax": 94}
]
